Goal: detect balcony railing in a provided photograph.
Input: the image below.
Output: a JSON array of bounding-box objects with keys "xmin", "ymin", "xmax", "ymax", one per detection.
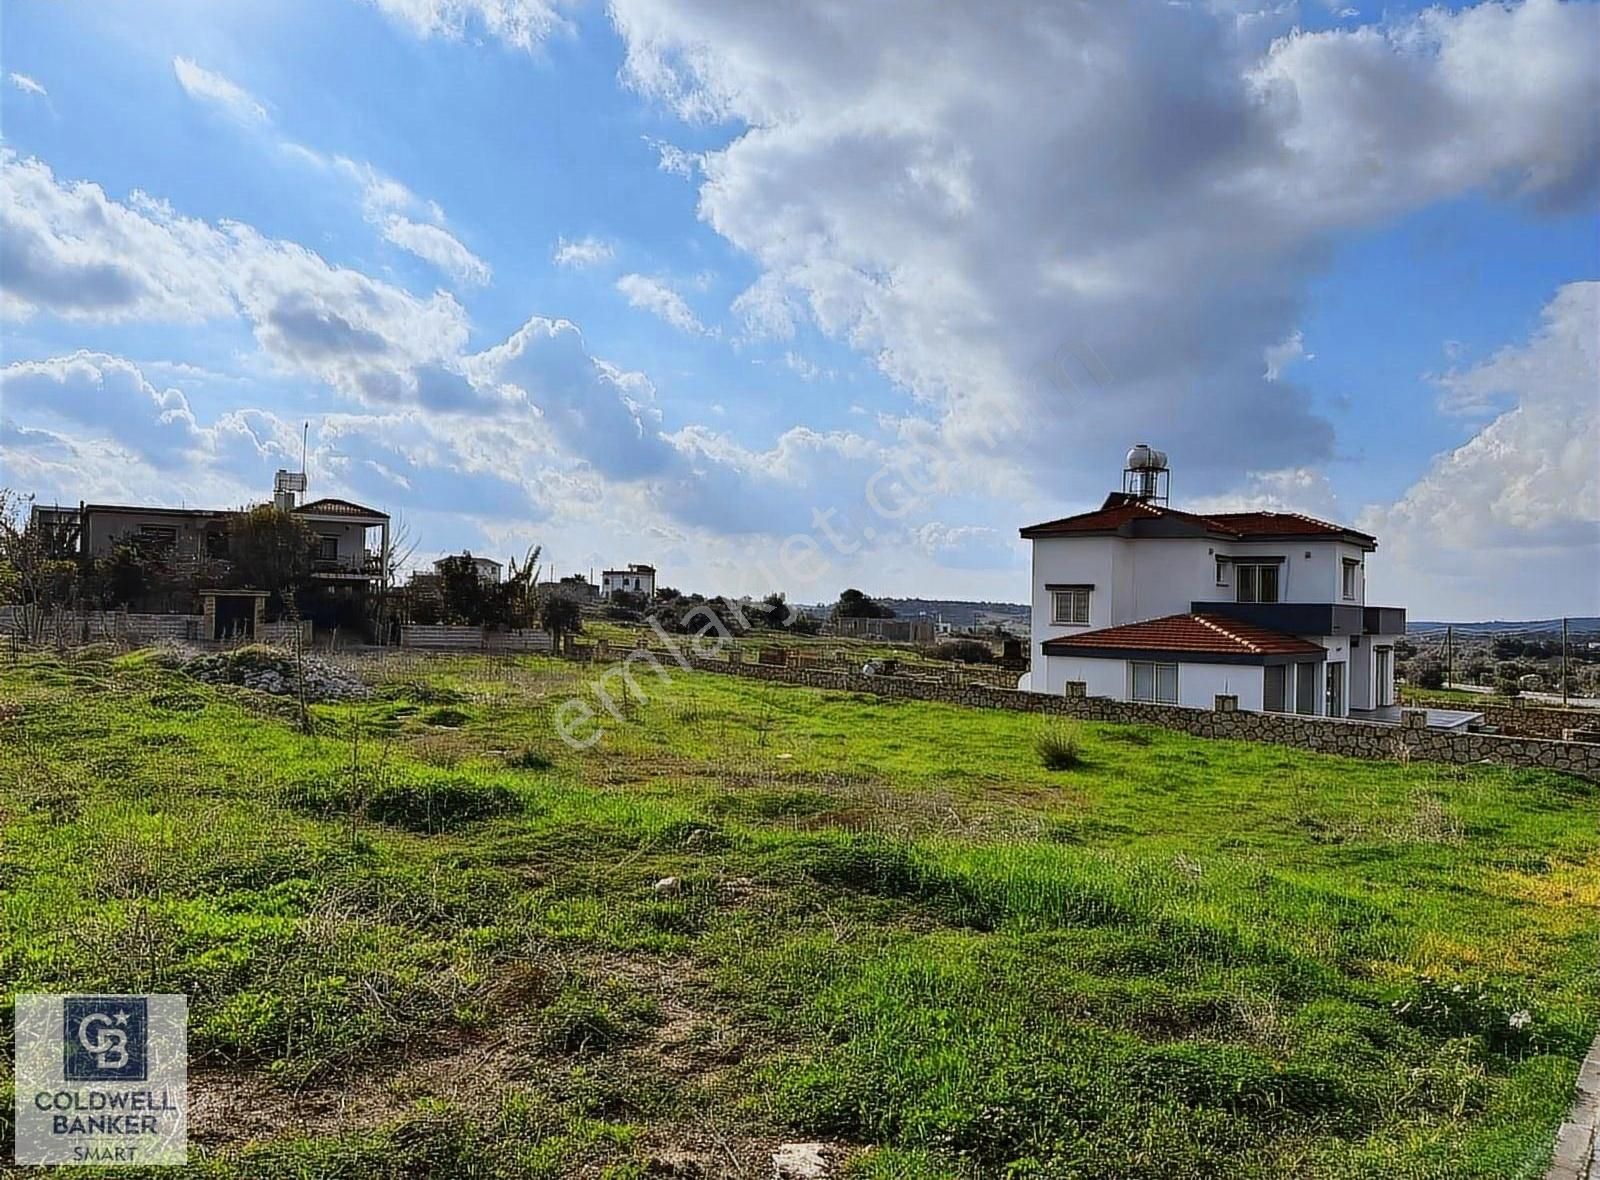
[
  {"xmin": 1192, "ymin": 601, "xmax": 1406, "ymax": 636},
  {"xmin": 310, "ymin": 552, "xmax": 385, "ymax": 576}
]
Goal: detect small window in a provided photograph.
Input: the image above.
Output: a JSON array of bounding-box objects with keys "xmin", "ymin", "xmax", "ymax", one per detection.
[
  {"xmin": 1236, "ymin": 562, "xmax": 1280, "ymax": 604},
  {"xmin": 1130, "ymin": 661, "xmax": 1178, "ymax": 704},
  {"xmin": 1342, "ymin": 558, "xmax": 1359, "ymax": 600},
  {"xmin": 138, "ymin": 524, "xmax": 177, "ymax": 546},
  {"xmin": 1051, "ymin": 588, "xmax": 1090, "ymax": 625},
  {"xmin": 1215, "ymin": 558, "xmax": 1228, "ymax": 586},
  {"xmin": 316, "ymin": 535, "xmax": 339, "ymax": 561}
]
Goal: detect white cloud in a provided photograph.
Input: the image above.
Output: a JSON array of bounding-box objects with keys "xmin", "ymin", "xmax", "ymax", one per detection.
[
  {"xmin": 1360, "ymin": 281, "xmax": 1599, "ymax": 617},
  {"xmin": 615, "ymin": 273, "xmax": 709, "ymax": 335},
  {"xmin": 0, "ymin": 151, "xmax": 471, "ymax": 405},
  {"xmin": 1186, "ymin": 466, "xmax": 1344, "ymax": 520},
  {"xmin": 172, "ymin": 57, "xmax": 267, "ymax": 123},
  {"xmin": 645, "ymin": 136, "xmax": 700, "ymax": 178},
  {"xmin": 296, "ymin": 153, "xmax": 492, "ymax": 287},
  {"xmin": 610, "ymin": 0, "xmax": 1600, "ymax": 506},
  {"xmin": 366, "ymin": 0, "xmax": 570, "ymax": 52},
  {"xmin": 1263, "ymin": 330, "xmax": 1308, "ymax": 381},
  {"xmin": 8, "ymin": 73, "xmax": 46, "ymax": 97},
  {"xmin": 0, "ymin": 351, "xmax": 204, "ymax": 468},
  {"xmin": 379, "ymin": 214, "xmax": 491, "ymax": 285},
  {"xmin": 552, "ymin": 234, "xmax": 615, "ymax": 268}
]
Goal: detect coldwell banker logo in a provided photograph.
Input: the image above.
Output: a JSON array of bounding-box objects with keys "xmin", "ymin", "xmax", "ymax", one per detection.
[
  {"xmin": 64, "ymin": 997, "xmax": 149, "ymax": 1081},
  {"xmin": 14, "ymin": 993, "xmax": 188, "ymax": 1166}
]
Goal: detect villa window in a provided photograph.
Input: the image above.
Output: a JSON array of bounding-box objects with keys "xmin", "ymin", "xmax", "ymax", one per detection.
[
  {"xmin": 1235, "ymin": 562, "xmax": 1281, "ymax": 604},
  {"xmin": 1051, "ymin": 587, "xmax": 1090, "ymax": 625},
  {"xmin": 1342, "ymin": 558, "xmax": 1360, "ymax": 600},
  {"xmin": 1130, "ymin": 661, "xmax": 1178, "ymax": 704},
  {"xmin": 316, "ymin": 535, "xmax": 339, "ymax": 562},
  {"xmin": 1215, "ymin": 558, "xmax": 1228, "ymax": 586}
]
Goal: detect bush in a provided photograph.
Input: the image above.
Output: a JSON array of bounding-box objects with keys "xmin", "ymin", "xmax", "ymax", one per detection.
[
  {"xmin": 1035, "ymin": 725, "xmax": 1083, "ymax": 771},
  {"xmin": 366, "ymin": 778, "xmax": 520, "ymax": 832},
  {"xmin": 1407, "ymin": 656, "xmax": 1446, "ymax": 690},
  {"xmin": 283, "ymin": 770, "xmax": 520, "ymax": 833}
]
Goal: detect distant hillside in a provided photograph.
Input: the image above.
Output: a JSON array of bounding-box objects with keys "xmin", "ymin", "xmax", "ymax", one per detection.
[
  {"xmin": 1409, "ymin": 617, "xmax": 1600, "ymax": 637},
  {"xmin": 815, "ymin": 597, "xmax": 1031, "ymax": 628}
]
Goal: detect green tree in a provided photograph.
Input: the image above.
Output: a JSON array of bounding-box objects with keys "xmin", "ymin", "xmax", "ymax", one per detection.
[
  {"xmin": 227, "ymin": 506, "xmax": 313, "ymax": 597},
  {"xmin": 538, "ymin": 592, "xmax": 582, "ymax": 640},
  {"xmin": 436, "ymin": 555, "xmax": 490, "ymax": 625},
  {"xmin": 834, "ymin": 588, "xmax": 894, "ymax": 619}
]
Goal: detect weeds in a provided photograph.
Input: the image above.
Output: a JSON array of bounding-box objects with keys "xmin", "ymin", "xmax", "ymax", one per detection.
[{"xmin": 1035, "ymin": 723, "xmax": 1084, "ymax": 770}]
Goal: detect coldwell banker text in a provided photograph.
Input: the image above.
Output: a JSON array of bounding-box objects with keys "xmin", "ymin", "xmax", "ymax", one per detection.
[{"xmin": 13, "ymin": 994, "xmax": 189, "ymax": 1166}]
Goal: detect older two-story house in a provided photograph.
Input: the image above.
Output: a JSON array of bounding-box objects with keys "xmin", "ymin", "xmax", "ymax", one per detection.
[{"xmin": 1020, "ymin": 446, "xmax": 1405, "ymax": 718}]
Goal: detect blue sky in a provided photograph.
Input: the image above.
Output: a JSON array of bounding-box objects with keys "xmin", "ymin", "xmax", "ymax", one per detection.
[{"xmin": 1, "ymin": 0, "xmax": 1596, "ymax": 617}]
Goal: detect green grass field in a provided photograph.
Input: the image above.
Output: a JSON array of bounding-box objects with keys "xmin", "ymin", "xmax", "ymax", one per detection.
[{"xmin": 2, "ymin": 647, "xmax": 1596, "ymax": 1178}]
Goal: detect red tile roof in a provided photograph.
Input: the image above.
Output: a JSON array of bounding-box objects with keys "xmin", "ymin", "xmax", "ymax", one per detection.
[
  {"xmin": 1020, "ymin": 493, "xmax": 1374, "ymax": 545},
  {"xmin": 293, "ymin": 497, "xmax": 389, "ymax": 520},
  {"xmin": 1041, "ymin": 612, "xmax": 1326, "ymax": 657},
  {"xmin": 1203, "ymin": 510, "xmax": 1370, "ymax": 540}
]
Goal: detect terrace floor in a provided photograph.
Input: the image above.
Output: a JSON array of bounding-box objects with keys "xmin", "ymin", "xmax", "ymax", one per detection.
[{"xmin": 1349, "ymin": 704, "xmax": 1484, "ymax": 731}]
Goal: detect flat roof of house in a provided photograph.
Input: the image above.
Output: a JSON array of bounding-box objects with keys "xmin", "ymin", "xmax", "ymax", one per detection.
[
  {"xmin": 83, "ymin": 503, "xmax": 230, "ymax": 519},
  {"xmin": 1042, "ymin": 612, "xmax": 1327, "ymax": 663},
  {"xmin": 1020, "ymin": 493, "xmax": 1376, "ymax": 548}
]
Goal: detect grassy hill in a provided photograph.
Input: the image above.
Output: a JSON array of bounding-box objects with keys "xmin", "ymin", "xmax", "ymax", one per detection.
[{"xmin": 2, "ymin": 647, "xmax": 1596, "ymax": 1178}]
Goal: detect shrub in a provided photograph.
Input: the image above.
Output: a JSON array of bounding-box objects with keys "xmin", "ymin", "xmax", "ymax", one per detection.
[
  {"xmin": 507, "ymin": 749, "xmax": 553, "ymax": 771},
  {"xmin": 283, "ymin": 770, "xmax": 520, "ymax": 833},
  {"xmin": 423, "ymin": 706, "xmax": 471, "ymax": 727},
  {"xmin": 1035, "ymin": 725, "xmax": 1083, "ymax": 770}
]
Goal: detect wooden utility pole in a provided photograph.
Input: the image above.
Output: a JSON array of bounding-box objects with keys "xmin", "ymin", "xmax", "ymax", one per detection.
[{"xmin": 1562, "ymin": 617, "xmax": 1569, "ymax": 708}]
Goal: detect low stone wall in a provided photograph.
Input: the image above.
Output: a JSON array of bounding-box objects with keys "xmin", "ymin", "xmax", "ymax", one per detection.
[
  {"xmin": 1474, "ymin": 702, "xmax": 1598, "ymax": 741},
  {"xmin": 663, "ymin": 650, "xmax": 1600, "ymax": 782},
  {"xmin": 1, "ymin": 609, "xmax": 204, "ymax": 643},
  {"xmin": 401, "ymin": 624, "xmax": 553, "ymax": 652},
  {"xmin": 259, "ymin": 620, "xmax": 313, "ymax": 647}
]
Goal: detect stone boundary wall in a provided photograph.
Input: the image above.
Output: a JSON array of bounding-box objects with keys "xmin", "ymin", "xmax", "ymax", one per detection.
[
  {"xmin": 602, "ymin": 647, "xmax": 1600, "ymax": 782},
  {"xmin": 1, "ymin": 609, "xmax": 203, "ymax": 643},
  {"xmin": 401, "ymin": 624, "xmax": 552, "ymax": 653},
  {"xmin": 1476, "ymin": 703, "xmax": 1598, "ymax": 741}
]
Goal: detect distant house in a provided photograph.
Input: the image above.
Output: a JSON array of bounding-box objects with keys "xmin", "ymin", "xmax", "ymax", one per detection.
[
  {"xmin": 45, "ymin": 488, "xmax": 391, "ymax": 589},
  {"xmin": 1020, "ymin": 445, "xmax": 1406, "ymax": 718},
  {"xmin": 295, "ymin": 498, "xmax": 390, "ymax": 584},
  {"xmin": 28, "ymin": 475, "xmax": 391, "ymax": 638},
  {"xmin": 434, "ymin": 554, "xmax": 503, "ymax": 584},
  {"xmin": 556, "ymin": 574, "xmax": 598, "ymax": 600},
  {"xmin": 601, "ymin": 564, "xmax": 656, "ymax": 599},
  {"xmin": 830, "ymin": 616, "xmax": 936, "ymax": 644}
]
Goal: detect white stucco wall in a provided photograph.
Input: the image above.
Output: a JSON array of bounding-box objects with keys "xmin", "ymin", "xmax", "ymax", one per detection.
[
  {"xmin": 1214, "ymin": 539, "xmax": 1368, "ymax": 605},
  {"xmin": 1039, "ymin": 654, "xmax": 1265, "ymax": 711}
]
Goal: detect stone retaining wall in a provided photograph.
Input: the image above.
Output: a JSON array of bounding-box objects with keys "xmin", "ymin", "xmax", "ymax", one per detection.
[
  {"xmin": 1475, "ymin": 703, "xmax": 1598, "ymax": 742},
  {"xmin": 611, "ymin": 647, "xmax": 1600, "ymax": 782}
]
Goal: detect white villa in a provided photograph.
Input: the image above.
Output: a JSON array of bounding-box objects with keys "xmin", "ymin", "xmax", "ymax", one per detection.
[
  {"xmin": 601, "ymin": 563, "xmax": 657, "ymax": 600},
  {"xmin": 1020, "ymin": 446, "xmax": 1406, "ymax": 719}
]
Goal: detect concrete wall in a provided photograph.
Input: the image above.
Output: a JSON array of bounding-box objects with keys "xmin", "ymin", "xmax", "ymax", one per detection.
[
  {"xmin": 1038, "ymin": 654, "xmax": 1264, "ymax": 711},
  {"xmin": 82, "ymin": 509, "xmax": 224, "ymax": 560},
  {"xmin": 582, "ymin": 645, "xmax": 1600, "ymax": 781}
]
